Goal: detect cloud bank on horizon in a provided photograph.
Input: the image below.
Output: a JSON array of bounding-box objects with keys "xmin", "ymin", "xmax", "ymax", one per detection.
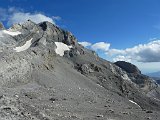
[
  {"xmin": 79, "ymin": 40, "xmax": 160, "ymax": 63},
  {"xmin": 0, "ymin": 7, "xmax": 60, "ymax": 26}
]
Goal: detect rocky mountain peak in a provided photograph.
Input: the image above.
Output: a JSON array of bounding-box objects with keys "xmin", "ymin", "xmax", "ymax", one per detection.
[
  {"xmin": 37, "ymin": 21, "xmax": 78, "ymax": 46},
  {"xmin": 114, "ymin": 61, "xmax": 141, "ymax": 74}
]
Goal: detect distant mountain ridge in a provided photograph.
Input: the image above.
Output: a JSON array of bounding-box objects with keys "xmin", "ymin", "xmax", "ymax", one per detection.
[
  {"xmin": 147, "ymin": 71, "xmax": 160, "ymax": 77},
  {"xmin": 146, "ymin": 71, "xmax": 160, "ymax": 84}
]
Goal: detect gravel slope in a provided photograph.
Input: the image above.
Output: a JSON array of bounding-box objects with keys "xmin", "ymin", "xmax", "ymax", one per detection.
[{"xmin": 0, "ymin": 20, "xmax": 160, "ymax": 120}]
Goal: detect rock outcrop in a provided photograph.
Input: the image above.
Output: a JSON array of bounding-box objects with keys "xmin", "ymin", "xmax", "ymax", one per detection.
[
  {"xmin": 0, "ymin": 22, "xmax": 5, "ymax": 30},
  {"xmin": 115, "ymin": 61, "xmax": 159, "ymax": 98},
  {"xmin": 115, "ymin": 61, "xmax": 141, "ymax": 74}
]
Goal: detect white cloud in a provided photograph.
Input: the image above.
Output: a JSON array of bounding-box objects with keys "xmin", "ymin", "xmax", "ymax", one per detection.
[
  {"xmin": 134, "ymin": 62, "xmax": 160, "ymax": 73},
  {"xmin": 0, "ymin": 7, "xmax": 60, "ymax": 26},
  {"xmin": 8, "ymin": 12, "xmax": 55, "ymax": 25},
  {"xmin": 107, "ymin": 40, "xmax": 160, "ymax": 62},
  {"xmin": 113, "ymin": 55, "xmax": 131, "ymax": 62},
  {"xmin": 79, "ymin": 41, "xmax": 110, "ymax": 52},
  {"xmin": 107, "ymin": 48, "xmax": 125, "ymax": 55},
  {"xmin": 78, "ymin": 41, "xmax": 92, "ymax": 47},
  {"xmin": 91, "ymin": 42, "xmax": 110, "ymax": 51}
]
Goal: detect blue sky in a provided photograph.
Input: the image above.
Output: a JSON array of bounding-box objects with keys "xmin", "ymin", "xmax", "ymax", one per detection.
[{"xmin": 0, "ymin": 0, "xmax": 160, "ymax": 73}]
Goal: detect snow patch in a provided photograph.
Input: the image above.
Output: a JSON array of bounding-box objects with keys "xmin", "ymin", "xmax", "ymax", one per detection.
[
  {"xmin": 55, "ymin": 42, "xmax": 72, "ymax": 56},
  {"xmin": 3, "ymin": 30, "xmax": 21, "ymax": 36},
  {"xmin": 14, "ymin": 38, "xmax": 33, "ymax": 52},
  {"xmin": 129, "ymin": 100, "xmax": 141, "ymax": 108}
]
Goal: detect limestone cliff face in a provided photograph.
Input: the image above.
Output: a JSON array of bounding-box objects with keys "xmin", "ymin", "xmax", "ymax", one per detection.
[{"xmin": 114, "ymin": 61, "xmax": 158, "ymax": 92}]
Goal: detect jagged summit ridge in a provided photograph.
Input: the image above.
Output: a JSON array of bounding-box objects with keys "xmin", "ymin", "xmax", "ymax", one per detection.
[{"xmin": 0, "ymin": 20, "xmax": 80, "ymax": 56}]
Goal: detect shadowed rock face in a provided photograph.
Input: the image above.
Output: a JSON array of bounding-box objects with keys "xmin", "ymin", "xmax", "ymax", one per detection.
[
  {"xmin": 0, "ymin": 20, "xmax": 160, "ymax": 120},
  {"xmin": 114, "ymin": 61, "xmax": 158, "ymax": 94},
  {"xmin": 114, "ymin": 61, "xmax": 141, "ymax": 74},
  {"xmin": 0, "ymin": 22, "xmax": 5, "ymax": 30}
]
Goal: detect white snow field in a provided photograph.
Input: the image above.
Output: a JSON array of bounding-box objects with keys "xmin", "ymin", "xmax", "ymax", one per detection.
[
  {"xmin": 3, "ymin": 30, "xmax": 21, "ymax": 36},
  {"xmin": 55, "ymin": 42, "xmax": 72, "ymax": 56},
  {"xmin": 129, "ymin": 100, "xmax": 141, "ymax": 107},
  {"xmin": 14, "ymin": 38, "xmax": 33, "ymax": 52}
]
